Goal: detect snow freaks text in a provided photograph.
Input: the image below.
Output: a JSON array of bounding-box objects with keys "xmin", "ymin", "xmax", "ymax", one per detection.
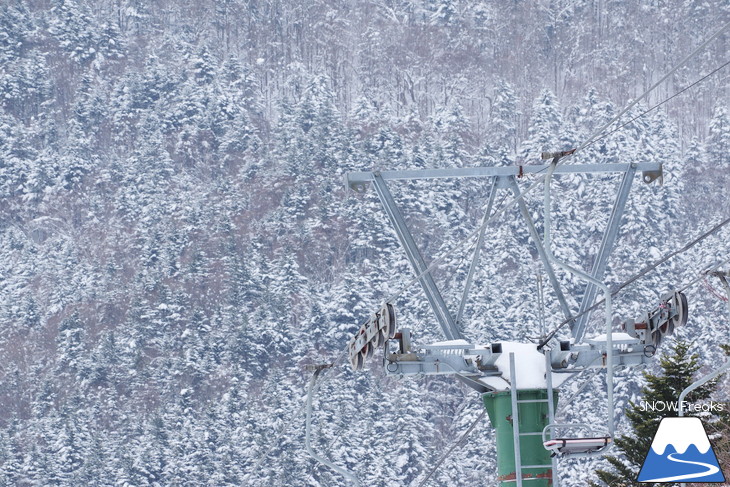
[{"xmin": 640, "ymin": 401, "xmax": 726, "ymax": 413}]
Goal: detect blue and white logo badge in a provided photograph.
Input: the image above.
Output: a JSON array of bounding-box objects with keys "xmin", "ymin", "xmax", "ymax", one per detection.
[{"xmin": 638, "ymin": 417, "xmax": 725, "ymax": 483}]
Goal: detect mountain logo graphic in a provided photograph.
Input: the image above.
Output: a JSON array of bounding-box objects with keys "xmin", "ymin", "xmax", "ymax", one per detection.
[{"xmin": 638, "ymin": 417, "xmax": 726, "ymax": 483}]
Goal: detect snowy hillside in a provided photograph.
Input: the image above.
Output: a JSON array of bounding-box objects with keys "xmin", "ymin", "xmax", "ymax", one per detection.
[{"xmin": 0, "ymin": 1, "xmax": 728, "ymax": 485}]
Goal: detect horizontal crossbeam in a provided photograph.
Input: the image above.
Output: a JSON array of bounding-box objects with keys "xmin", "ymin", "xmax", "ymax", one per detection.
[{"xmin": 346, "ymin": 162, "xmax": 661, "ymax": 190}]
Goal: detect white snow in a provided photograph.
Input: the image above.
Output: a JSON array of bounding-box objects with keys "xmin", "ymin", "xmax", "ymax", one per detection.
[
  {"xmin": 426, "ymin": 339, "xmax": 471, "ymax": 347},
  {"xmin": 588, "ymin": 332, "xmax": 639, "ymax": 343},
  {"xmin": 422, "ymin": 340, "xmax": 572, "ymax": 391},
  {"xmin": 492, "ymin": 341, "xmax": 570, "ymax": 390},
  {"xmin": 495, "ymin": 342, "xmax": 546, "ymax": 389},
  {"xmin": 651, "ymin": 417, "xmax": 711, "ymax": 455},
  {"xmin": 479, "ymin": 376, "xmax": 510, "ymax": 391}
]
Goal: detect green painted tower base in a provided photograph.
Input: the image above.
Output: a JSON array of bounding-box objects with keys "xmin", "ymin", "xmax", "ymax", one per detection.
[{"xmin": 483, "ymin": 389, "xmax": 557, "ymax": 486}]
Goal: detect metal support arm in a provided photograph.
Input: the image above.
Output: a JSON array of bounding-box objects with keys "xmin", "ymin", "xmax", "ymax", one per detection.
[
  {"xmin": 347, "ymin": 162, "xmax": 662, "ymax": 191},
  {"xmin": 456, "ymin": 178, "xmax": 498, "ymax": 329},
  {"xmin": 371, "ymin": 173, "xmax": 462, "ymax": 340},
  {"xmin": 573, "ymin": 164, "xmax": 636, "ymax": 343},
  {"xmin": 508, "ymin": 176, "xmax": 574, "ymax": 323}
]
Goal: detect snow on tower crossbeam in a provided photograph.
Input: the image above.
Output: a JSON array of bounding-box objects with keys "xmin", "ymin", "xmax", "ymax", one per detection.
[{"xmin": 379, "ymin": 290, "xmax": 686, "ymax": 392}]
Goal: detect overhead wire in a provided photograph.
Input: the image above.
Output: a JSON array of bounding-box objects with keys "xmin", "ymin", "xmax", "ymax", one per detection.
[
  {"xmin": 413, "ymin": 409, "xmax": 487, "ymax": 487},
  {"xmin": 580, "ymin": 59, "xmax": 730, "ymax": 153},
  {"xmin": 292, "ymin": 18, "xmax": 730, "ymax": 484},
  {"xmin": 538, "ymin": 214, "xmax": 730, "ymax": 348},
  {"xmin": 575, "ymin": 20, "xmax": 730, "ymax": 153},
  {"xmin": 383, "ymin": 20, "xmax": 730, "ymax": 308}
]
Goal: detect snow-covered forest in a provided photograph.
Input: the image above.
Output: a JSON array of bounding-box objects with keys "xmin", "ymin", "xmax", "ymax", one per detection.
[{"xmin": 0, "ymin": 0, "xmax": 728, "ymax": 485}]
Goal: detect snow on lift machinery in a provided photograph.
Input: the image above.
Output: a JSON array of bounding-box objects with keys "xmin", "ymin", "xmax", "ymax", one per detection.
[{"xmin": 345, "ymin": 152, "xmax": 688, "ymax": 485}]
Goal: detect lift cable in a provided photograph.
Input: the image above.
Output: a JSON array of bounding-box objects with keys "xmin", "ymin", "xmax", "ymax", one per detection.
[
  {"xmin": 409, "ymin": 253, "xmax": 730, "ymax": 487},
  {"xmin": 538, "ymin": 253, "xmax": 730, "ymax": 346},
  {"xmin": 413, "ymin": 409, "xmax": 487, "ymax": 487},
  {"xmin": 509, "ymin": 57, "xmax": 730, "ymax": 188},
  {"xmin": 581, "ymin": 59, "xmax": 730, "ymax": 153},
  {"xmin": 383, "ymin": 20, "xmax": 730, "ymax": 308},
  {"xmin": 574, "ymin": 20, "xmax": 729, "ymax": 153},
  {"xmin": 288, "ymin": 20, "xmax": 730, "ymax": 482},
  {"xmin": 538, "ymin": 214, "xmax": 730, "ymax": 348}
]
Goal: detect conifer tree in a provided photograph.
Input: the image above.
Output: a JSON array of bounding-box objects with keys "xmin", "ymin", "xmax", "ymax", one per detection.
[
  {"xmin": 590, "ymin": 341, "xmax": 720, "ymax": 487},
  {"xmin": 487, "ymin": 79, "xmax": 519, "ymax": 165},
  {"xmin": 706, "ymin": 104, "xmax": 730, "ymax": 191},
  {"xmin": 49, "ymin": 0, "xmax": 99, "ymax": 65},
  {"xmin": 693, "ymin": 343, "xmax": 730, "ymax": 487},
  {"xmin": 517, "ymin": 89, "xmax": 563, "ymax": 163}
]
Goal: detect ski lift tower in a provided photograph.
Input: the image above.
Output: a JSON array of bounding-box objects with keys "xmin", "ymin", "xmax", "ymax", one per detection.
[{"xmin": 345, "ymin": 156, "xmax": 688, "ymax": 487}]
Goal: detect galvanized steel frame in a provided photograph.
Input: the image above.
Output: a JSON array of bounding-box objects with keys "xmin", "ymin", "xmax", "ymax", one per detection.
[
  {"xmin": 352, "ymin": 162, "xmax": 658, "ymax": 343},
  {"xmin": 371, "ymin": 172, "xmax": 462, "ymax": 340},
  {"xmin": 572, "ymin": 164, "xmax": 637, "ymax": 343}
]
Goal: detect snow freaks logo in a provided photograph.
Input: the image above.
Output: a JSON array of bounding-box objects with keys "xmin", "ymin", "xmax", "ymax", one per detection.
[
  {"xmin": 637, "ymin": 417, "xmax": 726, "ymax": 483},
  {"xmin": 639, "ymin": 400, "xmax": 725, "ymax": 413}
]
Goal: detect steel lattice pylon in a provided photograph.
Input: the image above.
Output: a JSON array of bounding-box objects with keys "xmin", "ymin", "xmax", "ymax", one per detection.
[{"xmin": 343, "ymin": 160, "xmax": 689, "ymax": 487}]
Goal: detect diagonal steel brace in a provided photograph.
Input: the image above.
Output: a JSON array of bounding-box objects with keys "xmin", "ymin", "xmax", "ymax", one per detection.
[
  {"xmin": 572, "ymin": 164, "xmax": 636, "ymax": 342},
  {"xmin": 371, "ymin": 172, "xmax": 462, "ymax": 340},
  {"xmin": 456, "ymin": 178, "xmax": 498, "ymax": 330},
  {"xmin": 507, "ymin": 176, "xmax": 573, "ymax": 323}
]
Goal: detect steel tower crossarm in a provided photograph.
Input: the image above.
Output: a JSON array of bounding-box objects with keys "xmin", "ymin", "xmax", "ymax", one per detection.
[
  {"xmin": 348, "ymin": 162, "xmax": 661, "ymax": 344},
  {"xmin": 371, "ymin": 172, "xmax": 462, "ymax": 340},
  {"xmin": 346, "ymin": 162, "xmax": 662, "ymax": 190}
]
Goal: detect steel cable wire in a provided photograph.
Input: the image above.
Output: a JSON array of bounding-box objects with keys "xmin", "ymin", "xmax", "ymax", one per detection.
[
  {"xmin": 290, "ymin": 20, "xmax": 730, "ymax": 484},
  {"xmin": 538, "ymin": 215, "xmax": 730, "ymax": 348},
  {"xmin": 383, "ymin": 21, "xmax": 730, "ymax": 308}
]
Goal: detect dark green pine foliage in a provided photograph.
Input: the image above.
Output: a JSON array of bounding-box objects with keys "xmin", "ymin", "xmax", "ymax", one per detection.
[
  {"xmin": 590, "ymin": 341, "xmax": 720, "ymax": 487},
  {"xmin": 699, "ymin": 344, "xmax": 730, "ymax": 486}
]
